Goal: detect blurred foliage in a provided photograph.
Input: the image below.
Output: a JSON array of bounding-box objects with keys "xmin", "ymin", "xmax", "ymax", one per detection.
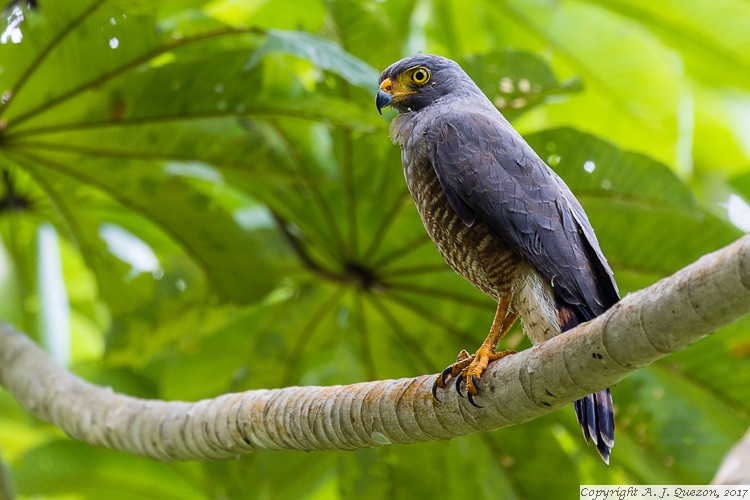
[{"xmin": 0, "ymin": 0, "xmax": 749, "ymax": 498}]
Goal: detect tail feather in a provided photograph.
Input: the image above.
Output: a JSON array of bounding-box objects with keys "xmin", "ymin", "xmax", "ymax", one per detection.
[
  {"xmin": 559, "ymin": 303, "xmax": 615, "ymax": 464},
  {"xmin": 574, "ymin": 388, "xmax": 614, "ymax": 464}
]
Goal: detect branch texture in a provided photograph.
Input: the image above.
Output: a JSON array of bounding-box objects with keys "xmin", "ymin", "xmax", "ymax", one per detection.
[{"xmin": 1, "ymin": 235, "xmax": 749, "ymax": 461}]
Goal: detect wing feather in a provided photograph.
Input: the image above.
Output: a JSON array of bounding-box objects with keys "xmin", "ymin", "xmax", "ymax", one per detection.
[{"xmin": 428, "ymin": 112, "xmax": 619, "ymax": 320}]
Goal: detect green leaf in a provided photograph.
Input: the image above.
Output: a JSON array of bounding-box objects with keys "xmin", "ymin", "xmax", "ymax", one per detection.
[
  {"xmin": 13, "ymin": 440, "xmax": 202, "ymax": 499},
  {"xmin": 616, "ymin": 366, "xmax": 747, "ymax": 482},
  {"xmin": 8, "ymin": 151, "xmax": 281, "ymax": 306},
  {"xmin": 731, "ymin": 171, "xmax": 750, "ymax": 201},
  {"xmin": 250, "ymin": 29, "xmax": 380, "ymax": 92},
  {"xmin": 463, "ymin": 50, "xmax": 582, "ymax": 120},
  {"xmin": 206, "ymin": 0, "xmax": 326, "ymax": 31},
  {"xmin": 2, "ymin": 0, "xmax": 750, "ymax": 496},
  {"xmin": 0, "ymin": 5, "xmax": 380, "ymax": 314},
  {"xmin": 581, "ymin": 0, "xmax": 750, "ymax": 90}
]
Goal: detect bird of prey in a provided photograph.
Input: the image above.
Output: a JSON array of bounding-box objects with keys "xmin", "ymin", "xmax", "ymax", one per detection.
[{"xmin": 376, "ymin": 54, "xmax": 620, "ymax": 463}]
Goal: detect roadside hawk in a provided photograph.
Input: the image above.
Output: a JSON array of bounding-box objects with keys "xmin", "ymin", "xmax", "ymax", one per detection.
[{"xmin": 376, "ymin": 54, "xmax": 619, "ymax": 463}]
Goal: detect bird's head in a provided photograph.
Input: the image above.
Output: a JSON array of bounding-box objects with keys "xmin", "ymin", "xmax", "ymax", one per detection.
[{"xmin": 376, "ymin": 54, "xmax": 472, "ymax": 115}]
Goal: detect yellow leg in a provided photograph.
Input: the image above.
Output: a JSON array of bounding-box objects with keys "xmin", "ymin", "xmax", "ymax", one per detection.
[{"xmin": 432, "ymin": 298, "xmax": 517, "ymax": 406}]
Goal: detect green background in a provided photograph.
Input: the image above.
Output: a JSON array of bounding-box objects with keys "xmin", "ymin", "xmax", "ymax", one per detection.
[{"xmin": 0, "ymin": 0, "xmax": 749, "ymax": 498}]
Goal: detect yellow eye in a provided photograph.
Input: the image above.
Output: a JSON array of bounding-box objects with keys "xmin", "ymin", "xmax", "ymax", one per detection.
[{"xmin": 410, "ymin": 67, "xmax": 430, "ymax": 84}]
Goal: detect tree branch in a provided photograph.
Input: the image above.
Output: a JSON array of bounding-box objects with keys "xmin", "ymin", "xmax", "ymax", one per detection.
[{"xmin": 1, "ymin": 234, "xmax": 748, "ymax": 461}]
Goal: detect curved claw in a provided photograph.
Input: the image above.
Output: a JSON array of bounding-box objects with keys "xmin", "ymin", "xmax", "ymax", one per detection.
[
  {"xmin": 454, "ymin": 375, "xmax": 465, "ymax": 397},
  {"xmin": 467, "ymin": 392, "xmax": 483, "ymax": 408},
  {"xmin": 471, "ymin": 374, "xmax": 481, "ymax": 392},
  {"xmin": 431, "ymin": 380, "xmax": 441, "ymax": 402},
  {"xmin": 440, "ymin": 366, "xmax": 452, "ymax": 385}
]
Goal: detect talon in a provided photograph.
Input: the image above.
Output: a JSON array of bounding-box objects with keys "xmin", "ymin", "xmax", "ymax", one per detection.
[
  {"xmin": 472, "ymin": 374, "xmax": 481, "ymax": 392},
  {"xmin": 440, "ymin": 366, "xmax": 452, "ymax": 385},
  {"xmin": 455, "ymin": 375, "xmax": 465, "ymax": 397},
  {"xmin": 431, "ymin": 380, "xmax": 441, "ymax": 401},
  {"xmin": 468, "ymin": 392, "xmax": 483, "ymax": 408}
]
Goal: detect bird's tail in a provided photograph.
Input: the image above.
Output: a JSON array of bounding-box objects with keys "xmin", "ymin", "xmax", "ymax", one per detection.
[
  {"xmin": 574, "ymin": 389, "xmax": 614, "ymax": 464},
  {"xmin": 558, "ymin": 303, "xmax": 614, "ymax": 464}
]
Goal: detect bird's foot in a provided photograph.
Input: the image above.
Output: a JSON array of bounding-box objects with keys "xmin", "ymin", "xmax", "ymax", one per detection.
[
  {"xmin": 432, "ymin": 349, "xmax": 473, "ymax": 397},
  {"xmin": 432, "ymin": 347, "xmax": 515, "ymax": 407}
]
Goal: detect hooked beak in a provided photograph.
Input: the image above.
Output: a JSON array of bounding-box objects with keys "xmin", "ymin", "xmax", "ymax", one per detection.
[
  {"xmin": 376, "ymin": 78, "xmax": 394, "ymax": 115},
  {"xmin": 376, "ymin": 90, "xmax": 393, "ymax": 115}
]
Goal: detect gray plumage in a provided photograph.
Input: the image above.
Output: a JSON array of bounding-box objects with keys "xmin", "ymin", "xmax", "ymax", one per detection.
[{"xmin": 377, "ymin": 54, "xmax": 619, "ymax": 463}]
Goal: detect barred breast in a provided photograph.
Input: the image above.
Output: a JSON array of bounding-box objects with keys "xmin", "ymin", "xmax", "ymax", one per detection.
[{"xmin": 404, "ymin": 154, "xmax": 517, "ymax": 299}]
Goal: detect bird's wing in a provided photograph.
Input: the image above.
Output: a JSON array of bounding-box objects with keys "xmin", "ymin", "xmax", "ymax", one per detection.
[{"xmin": 427, "ymin": 111, "xmax": 619, "ymax": 320}]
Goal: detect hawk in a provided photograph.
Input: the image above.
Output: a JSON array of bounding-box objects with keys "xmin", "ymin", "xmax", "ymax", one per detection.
[{"xmin": 376, "ymin": 54, "xmax": 619, "ymax": 463}]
